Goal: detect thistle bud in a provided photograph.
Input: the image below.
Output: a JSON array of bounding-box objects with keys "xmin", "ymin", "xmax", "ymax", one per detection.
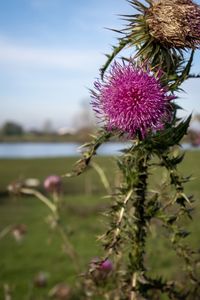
[
  {"xmin": 146, "ymin": 0, "xmax": 200, "ymax": 48},
  {"xmin": 12, "ymin": 224, "xmax": 27, "ymax": 242},
  {"xmin": 49, "ymin": 283, "xmax": 71, "ymax": 299},
  {"xmin": 99, "ymin": 259, "xmax": 113, "ymax": 273},
  {"xmin": 7, "ymin": 180, "xmax": 23, "ymax": 195},
  {"xmin": 44, "ymin": 175, "xmax": 62, "ymax": 194},
  {"xmin": 34, "ymin": 272, "xmax": 48, "ymax": 288},
  {"xmin": 89, "ymin": 258, "xmax": 113, "ymax": 282}
]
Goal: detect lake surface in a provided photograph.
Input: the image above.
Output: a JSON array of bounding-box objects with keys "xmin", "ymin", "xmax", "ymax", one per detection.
[
  {"xmin": 0, "ymin": 142, "xmax": 132, "ymax": 158},
  {"xmin": 0, "ymin": 142, "xmax": 197, "ymax": 159}
]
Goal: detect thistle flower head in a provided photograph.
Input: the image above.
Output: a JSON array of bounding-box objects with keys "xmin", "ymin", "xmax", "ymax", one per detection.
[
  {"xmin": 146, "ymin": 0, "xmax": 200, "ymax": 48},
  {"xmin": 92, "ymin": 62, "xmax": 174, "ymax": 139},
  {"xmin": 44, "ymin": 175, "xmax": 62, "ymax": 194},
  {"xmin": 101, "ymin": 0, "xmax": 199, "ymax": 79}
]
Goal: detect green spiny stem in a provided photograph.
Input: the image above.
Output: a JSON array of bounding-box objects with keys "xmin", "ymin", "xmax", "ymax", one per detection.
[
  {"xmin": 105, "ymin": 189, "xmax": 133, "ymax": 257},
  {"xmin": 129, "ymin": 152, "xmax": 149, "ymax": 298},
  {"xmin": 64, "ymin": 130, "xmax": 112, "ymax": 177},
  {"xmin": 133, "ymin": 155, "xmax": 148, "ymax": 268},
  {"xmin": 21, "ymin": 188, "xmax": 57, "ymax": 213}
]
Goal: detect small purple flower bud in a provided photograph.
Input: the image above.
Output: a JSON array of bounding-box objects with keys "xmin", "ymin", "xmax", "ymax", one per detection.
[
  {"xmin": 89, "ymin": 257, "xmax": 113, "ymax": 283},
  {"xmin": 44, "ymin": 175, "xmax": 61, "ymax": 194},
  {"xmin": 99, "ymin": 259, "xmax": 113, "ymax": 272}
]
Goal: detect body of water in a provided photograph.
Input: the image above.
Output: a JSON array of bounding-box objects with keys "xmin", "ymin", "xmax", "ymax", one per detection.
[
  {"xmin": 0, "ymin": 142, "xmax": 197, "ymax": 159},
  {"xmin": 0, "ymin": 142, "xmax": 132, "ymax": 158}
]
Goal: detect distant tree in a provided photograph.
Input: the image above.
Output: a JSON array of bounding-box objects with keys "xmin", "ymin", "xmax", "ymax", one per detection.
[
  {"xmin": 193, "ymin": 113, "xmax": 200, "ymax": 123},
  {"xmin": 72, "ymin": 99, "xmax": 96, "ymax": 131},
  {"xmin": 43, "ymin": 119, "xmax": 54, "ymax": 135},
  {"xmin": 1, "ymin": 121, "xmax": 24, "ymax": 136}
]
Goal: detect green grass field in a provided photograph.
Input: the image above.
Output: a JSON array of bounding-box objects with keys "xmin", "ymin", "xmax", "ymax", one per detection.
[{"xmin": 0, "ymin": 152, "xmax": 200, "ymax": 299}]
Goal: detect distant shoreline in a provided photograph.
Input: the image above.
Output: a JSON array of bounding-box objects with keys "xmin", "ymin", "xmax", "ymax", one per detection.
[
  {"xmin": 0, "ymin": 132, "xmax": 192, "ymax": 144},
  {"xmin": 0, "ymin": 134, "xmax": 91, "ymax": 144}
]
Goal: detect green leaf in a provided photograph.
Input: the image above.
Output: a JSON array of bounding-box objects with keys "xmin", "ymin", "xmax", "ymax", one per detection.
[
  {"xmin": 170, "ymin": 50, "xmax": 195, "ymax": 90},
  {"xmin": 146, "ymin": 115, "xmax": 192, "ymax": 151},
  {"xmin": 169, "ymin": 153, "xmax": 185, "ymax": 166}
]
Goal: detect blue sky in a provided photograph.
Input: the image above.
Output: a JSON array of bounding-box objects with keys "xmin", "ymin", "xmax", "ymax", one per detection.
[{"xmin": 0, "ymin": 0, "xmax": 200, "ymax": 130}]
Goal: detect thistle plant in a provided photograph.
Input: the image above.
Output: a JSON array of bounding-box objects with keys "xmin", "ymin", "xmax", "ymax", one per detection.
[
  {"xmin": 101, "ymin": 0, "xmax": 200, "ymax": 88},
  {"xmin": 68, "ymin": 0, "xmax": 200, "ymax": 299},
  {"xmin": 8, "ymin": 176, "xmax": 80, "ymax": 274}
]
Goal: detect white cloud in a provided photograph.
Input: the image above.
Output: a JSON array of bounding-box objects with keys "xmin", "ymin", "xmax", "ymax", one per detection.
[{"xmin": 0, "ymin": 39, "xmax": 103, "ymax": 71}]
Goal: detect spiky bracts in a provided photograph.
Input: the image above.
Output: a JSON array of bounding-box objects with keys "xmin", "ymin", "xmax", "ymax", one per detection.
[
  {"xmin": 92, "ymin": 62, "xmax": 174, "ymax": 139},
  {"xmin": 101, "ymin": 0, "xmax": 198, "ymax": 81},
  {"xmin": 146, "ymin": 0, "xmax": 200, "ymax": 48}
]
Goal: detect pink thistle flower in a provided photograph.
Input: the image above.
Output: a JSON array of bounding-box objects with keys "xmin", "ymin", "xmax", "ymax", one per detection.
[
  {"xmin": 89, "ymin": 258, "xmax": 113, "ymax": 282},
  {"xmin": 99, "ymin": 259, "xmax": 113, "ymax": 273},
  {"xmin": 44, "ymin": 175, "xmax": 62, "ymax": 194},
  {"xmin": 91, "ymin": 62, "xmax": 174, "ymax": 139}
]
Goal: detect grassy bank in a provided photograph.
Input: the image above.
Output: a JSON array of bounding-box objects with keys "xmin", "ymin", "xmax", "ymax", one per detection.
[
  {"xmin": 0, "ymin": 195, "xmax": 105, "ymax": 299},
  {"xmin": 0, "ymin": 156, "xmax": 116, "ymax": 195},
  {"xmin": 0, "ymin": 132, "xmax": 94, "ymax": 143},
  {"xmin": 0, "ymin": 152, "xmax": 200, "ymax": 298}
]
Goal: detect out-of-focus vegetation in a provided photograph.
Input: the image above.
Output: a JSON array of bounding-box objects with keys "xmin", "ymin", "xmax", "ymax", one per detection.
[
  {"xmin": 0, "ymin": 102, "xmax": 97, "ymax": 143},
  {"xmin": 1, "ymin": 113, "xmax": 200, "ymax": 144},
  {"xmin": 0, "ymin": 121, "xmax": 95, "ymax": 143},
  {"xmin": 0, "ymin": 152, "xmax": 200, "ymax": 299},
  {"xmin": 0, "ymin": 157, "xmax": 116, "ymax": 196}
]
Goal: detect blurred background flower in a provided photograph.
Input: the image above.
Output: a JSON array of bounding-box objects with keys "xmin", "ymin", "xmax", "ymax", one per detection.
[
  {"xmin": 11, "ymin": 224, "xmax": 27, "ymax": 243},
  {"xmin": 44, "ymin": 175, "xmax": 62, "ymax": 194}
]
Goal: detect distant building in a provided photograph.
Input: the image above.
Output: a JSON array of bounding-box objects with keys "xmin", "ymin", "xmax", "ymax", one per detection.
[{"xmin": 57, "ymin": 127, "xmax": 76, "ymax": 136}]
